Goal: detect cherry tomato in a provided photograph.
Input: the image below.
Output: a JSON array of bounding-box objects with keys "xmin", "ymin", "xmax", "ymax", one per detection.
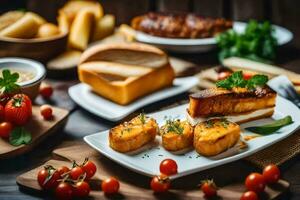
[
  {"xmin": 263, "ymin": 164, "xmax": 280, "ymax": 184},
  {"xmin": 55, "ymin": 182, "xmax": 73, "ymax": 200},
  {"xmin": 160, "ymin": 159, "xmax": 178, "ymax": 176},
  {"xmin": 0, "ymin": 104, "xmax": 4, "ymax": 121},
  {"xmin": 0, "ymin": 122, "xmax": 13, "ymax": 138},
  {"xmin": 73, "ymin": 181, "xmax": 90, "ymax": 197},
  {"xmin": 82, "ymin": 160, "xmax": 97, "ymax": 180},
  {"xmin": 243, "ymin": 73, "xmax": 253, "ymax": 80},
  {"xmin": 245, "ymin": 173, "xmax": 266, "ymax": 193},
  {"xmin": 57, "ymin": 166, "xmax": 70, "ymax": 176},
  {"xmin": 218, "ymin": 71, "xmax": 231, "ymax": 80},
  {"xmin": 5, "ymin": 94, "xmax": 32, "ymax": 125},
  {"xmin": 240, "ymin": 191, "xmax": 258, "ymax": 200},
  {"xmin": 39, "ymin": 83, "xmax": 53, "ymax": 98},
  {"xmin": 200, "ymin": 180, "xmax": 217, "ymax": 198},
  {"xmin": 70, "ymin": 166, "xmax": 84, "ymax": 180},
  {"xmin": 101, "ymin": 177, "xmax": 120, "ymax": 194},
  {"xmin": 40, "ymin": 105, "xmax": 53, "ymax": 120},
  {"xmin": 150, "ymin": 175, "xmax": 170, "ymax": 193},
  {"xmin": 37, "ymin": 167, "xmax": 60, "ymax": 190}
]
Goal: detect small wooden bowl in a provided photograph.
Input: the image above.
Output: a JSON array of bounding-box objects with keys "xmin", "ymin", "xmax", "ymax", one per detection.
[{"xmin": 0, "ymin": 33, "xmax": 68, "ymax": 62}]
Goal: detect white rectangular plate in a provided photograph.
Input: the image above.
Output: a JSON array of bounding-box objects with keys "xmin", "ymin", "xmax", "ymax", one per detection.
[
  {"xmin": 84, "ymin": 96, "xmax": 300, "ymax": 179},
  {"xmin": 69, "ymin": 77, "xmax": 198, "ymax": 121}
]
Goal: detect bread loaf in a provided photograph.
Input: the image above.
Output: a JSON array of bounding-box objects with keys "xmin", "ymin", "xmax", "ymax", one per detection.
[{"xmin": 78, "ymin": 43, "xmax": 175, "ymax": 105}]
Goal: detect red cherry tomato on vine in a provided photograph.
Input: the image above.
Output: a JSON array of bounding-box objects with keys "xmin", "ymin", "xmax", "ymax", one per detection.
[
  {"xmin": 263, "ymin": 164, "xmax": 280, "ymax": 184},
  {"xmin": 40, "ymin": 105, "xmax": 53, "ymax": 120},
  {"xmin": 82, "ymin": 160, "xmax": 97, "ymax": 180},
  {"xmin": 57, "ymin": 166, "xmax": 70, "ymax": 176},
  {"xmin": 101, "ymin": 177, "xmax": 120, "ymax": 194},
  {"xmin": 73, "ymin": 181, "xmax": 90, "ymax": 197},
  {"xmin": 159, "ymin": 159, "xmax": 178, "ymax": 176},
  {"xmin": 245, "ymin": 173, "xmax": 266, "ymax": 193},
  {"xmin": 55, "ymin": 182, "xmax": 73, "ymax": 200},
  {"xmin": 70, "ymin": 166, "xmax": 84, "ymax": 180},
  {"xmin": 37, "ymin": 167, "xmax": 60, "ymax": 190}
]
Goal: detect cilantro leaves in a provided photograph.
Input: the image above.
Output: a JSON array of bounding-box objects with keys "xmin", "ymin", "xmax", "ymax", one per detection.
[
  {"xmin": 0, "ymin": 69, "xmax": 20, "ymax": 93},
  {"xmin": 9, "ymin": 127, "xmax": 32, "ymax": 146},
  {"xmin": 216, "ymin": 71, "xmax": 268, "ymax": 90}
]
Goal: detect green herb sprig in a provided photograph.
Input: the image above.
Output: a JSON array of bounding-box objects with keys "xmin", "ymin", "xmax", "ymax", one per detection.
[
  {"xmin": 0, "ymin": 69, "xmax": 20, "ymax": 93},
  {"xmin": 216, "ymin": 71, "xmax": 268, "ymax": 90},
  {"xmin": 216, "ymin": 20, "xmax": 278, "ymax": 63},
  {"xmin": 165, "ymin": 119, "xmax": 184, "ymax": 135}
]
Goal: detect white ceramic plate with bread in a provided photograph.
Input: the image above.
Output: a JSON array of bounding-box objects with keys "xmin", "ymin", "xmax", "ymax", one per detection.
[
  {"xmin": 84, "ymin": 96, "xmax": 300, "ymax": 178},
  {"xmin": 135, "ymin": 22, "xmax": 293, "ymax": 53},
  {"xmin": 69, "ymin": 76, "xmax": 198, "ymax": 121}
]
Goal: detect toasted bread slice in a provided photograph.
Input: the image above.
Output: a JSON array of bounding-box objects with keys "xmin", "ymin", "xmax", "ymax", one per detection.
[
  {"xmin": 160, "ymin": 120, "xmax": 193, "ymax": 151},
  {"xmin": 194, "ymin": 118, "xmax": 240, "ymax": 156},
  {"xmin": 109, "ymin": 114, "xmax": 158, "ymax": 153}
]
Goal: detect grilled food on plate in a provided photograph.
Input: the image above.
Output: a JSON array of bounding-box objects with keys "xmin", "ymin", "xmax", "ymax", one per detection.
[
  {"xmin": 131, "ymin": 12, "xmax": 232, "ymax": 39},
  {"xmin": 194, "ymin": 118, "xmax": 241, "ymax": 156},
  {"xmin": 160, "ymin": 119, "xmax": 193, "ymax": 151},
  {"xmin": 78, "ymin": 42, "xmax": 175, "ymax": 105},
  {"xmin": 188, "ymin": 71, "xmax": 277, "ymax": 125},
  {"xmin": 109, "ymin": 114, "xmax": 158, "ymax": 153}
]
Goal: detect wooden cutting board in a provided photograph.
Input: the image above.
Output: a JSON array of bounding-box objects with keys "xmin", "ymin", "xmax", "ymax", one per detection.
[
  {"xmin": 17, "ymin": 142, "xmax": 289, "ymax": 199},
  {"xmin": 0, "ymin": 105, "xmax": 69, "ymax": 159}
]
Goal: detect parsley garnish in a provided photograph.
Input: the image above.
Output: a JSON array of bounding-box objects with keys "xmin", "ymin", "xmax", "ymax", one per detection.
[
  {"xmin": 216, "ymin": 71, "xmax": 268, "ymax": 90},
  {"xmin": 0, "ymin": 69, "xmax": 20, "ymax": 93},
  {"xmin": 205, "ymin": 120, "xmax": 215, "ymax": 128},
  {"xmin": 9, "ymin": 127, "xmax": 32, "ymax": 146},
  {"xmin": 165, "ymin": 119, "xmax": 184, "ymax": 135},
  {"xmin": 139, "ymin": 112, "xmax": 146, "ymax": 124}
]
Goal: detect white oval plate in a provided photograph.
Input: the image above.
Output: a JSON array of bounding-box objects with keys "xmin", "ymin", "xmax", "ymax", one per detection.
[
  {"xmin": 84, "ymin": 96, "xmax": 300, "ymax": 179},
  {"xmin": 69, "ymin": 76, "xmax": 198, "ymax": 121},
  {"xmin": 135, "ymin": 21, "xmax": 293, "ymax": 53}
]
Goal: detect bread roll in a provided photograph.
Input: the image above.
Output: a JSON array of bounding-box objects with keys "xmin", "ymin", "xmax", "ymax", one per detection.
[
  {"xmin": 0, "ymin": 11, "xmax": 24, "ymax": 31},
  {"xmin": 36, "ymin": 23, "xmax": 60, "ymax": 38},
  {"xmin": 26, "ymin": 12, "xmax": 46, "ymax": 26},
  {"xmin": 57, "ymin": 11, "xmax": 69, "ymax": 34},
  {"xmin": 68, "ymin": 9, "xmax": 94, "ymax": 50},
  {"xmin": 60, "ymin": 0, "xmax": 103, "ymax": 23},
  {"xmin": 80, "ymin": 43, "xmax": 169, "ymax": 68},
  {"xmin": 92, "ymin": 14, "xmax": 115, "ymax": 41},
  {"xmin": 0, "ymin": 13, "xmax": 40, "ymax": 38}
]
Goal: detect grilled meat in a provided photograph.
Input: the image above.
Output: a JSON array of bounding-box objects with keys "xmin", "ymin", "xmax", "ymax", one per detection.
[
  {"xmin": 131, "ymin": 12, "xmax": 233, "ymax": 39},
  {"xmin": 188, "ymin": 86, "xmax": 277, "ymax": 119}
]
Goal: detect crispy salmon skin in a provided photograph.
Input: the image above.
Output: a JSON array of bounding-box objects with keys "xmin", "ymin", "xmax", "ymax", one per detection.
[{"xmin": 188, "ymin": 86, "xmax": 276, "ymax": 118}]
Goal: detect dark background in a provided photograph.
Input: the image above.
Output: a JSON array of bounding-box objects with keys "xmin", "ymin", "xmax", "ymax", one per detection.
[{"xmin": 1, "ymin": 0, "xmax": 300, "ymax": 49}]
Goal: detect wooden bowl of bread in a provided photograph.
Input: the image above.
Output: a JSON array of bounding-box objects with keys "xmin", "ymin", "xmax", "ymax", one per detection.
[{"xmin": 0, "ymin": 11, "xmax": 68, "ymax": 62}]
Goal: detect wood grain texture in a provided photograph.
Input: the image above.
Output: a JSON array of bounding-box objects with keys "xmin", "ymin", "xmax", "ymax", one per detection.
[
  {"xmin": 0, "ymin": 106, "xmax": 69, "ymax": 159},
  {"xmin": 230, "ymin": 0, "xmax": 265, "ymax": 20},
  {"xmin": 17, "ymin": 143, "xmax": 289, "ymax": 200}
]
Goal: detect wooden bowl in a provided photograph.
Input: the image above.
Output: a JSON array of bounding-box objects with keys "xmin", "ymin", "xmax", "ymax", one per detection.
[{"xmin": 0, "ymin": 33, "xmax": 68, "ymax": 62}]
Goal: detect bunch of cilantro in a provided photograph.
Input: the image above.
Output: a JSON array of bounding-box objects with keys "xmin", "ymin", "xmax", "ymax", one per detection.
[{"xmin": 216, "ymin": 20, "xmax": 278, "ymax": 63}]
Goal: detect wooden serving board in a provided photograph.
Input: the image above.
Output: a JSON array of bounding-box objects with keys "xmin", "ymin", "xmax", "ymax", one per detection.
[
  {"xmin": 17, "ymin": 142, "xmax": 289, "ymax": 199},
  {"xmin": 0, "ymin": 105, "xmax": 69, "ymax": 159}
]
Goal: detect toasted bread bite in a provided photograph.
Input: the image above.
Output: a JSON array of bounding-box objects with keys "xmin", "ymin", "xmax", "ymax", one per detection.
[
  {"xmin": 109, "ymin": 114, "xmax": 158, "ymax": 153},
  {"xmin": 194, "ymin": 118, "xmax": 240, "ymax": 156},
  {"xmin": 160, "ymin": 119, "xmax": 194, "ymax": 151}
]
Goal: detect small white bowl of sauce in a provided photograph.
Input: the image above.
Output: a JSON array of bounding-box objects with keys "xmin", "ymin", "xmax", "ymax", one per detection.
[{"xmin": 0, "ymin": 57, "xmax": 46, "ymax": 100}]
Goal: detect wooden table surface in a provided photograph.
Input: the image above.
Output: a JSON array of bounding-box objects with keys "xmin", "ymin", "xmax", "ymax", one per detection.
[{"xmin": 0, "ymin": 46, "xmax": 300, "ymax": 200}]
